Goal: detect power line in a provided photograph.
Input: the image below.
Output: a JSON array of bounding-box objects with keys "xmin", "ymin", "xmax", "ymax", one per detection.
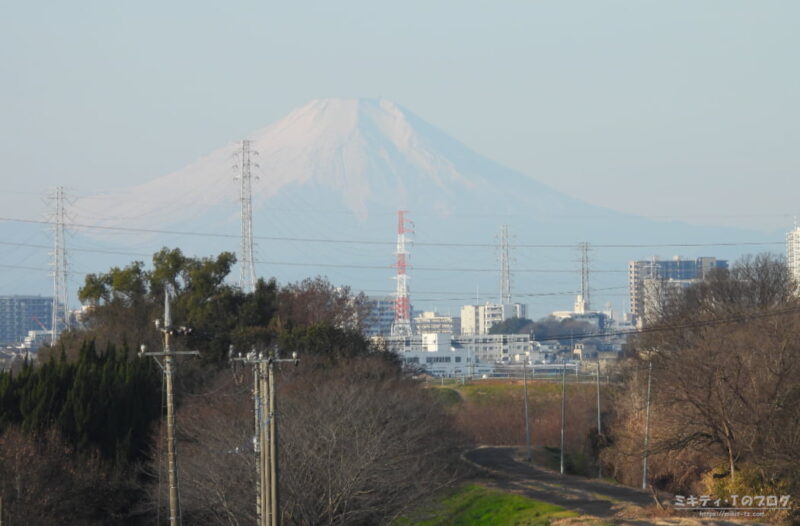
[
  {"xmin": 0, "ymin": 240, "xmax": 152, "ymax": 258},
  {"xmin": 255, "ymin": 259, "xmax": 626, "ymax": 273},
  {"xmin": 0, "ymin": 240, "xmax": 628, "ymax": 273},
  {"xmin": 0, "ymin": 263, "xmax": 89, "ymax": 276},
  {"xmin": 0, "ymin": 216, "xmax": 784, "ymax": 249}
]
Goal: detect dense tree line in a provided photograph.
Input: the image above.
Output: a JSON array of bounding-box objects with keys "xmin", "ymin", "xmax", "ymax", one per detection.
[
  {"xmin": 0, "ymin": 248, "xmax": 465, "ymax": 524},
  {"xmin": 0, "ymin": 341, "xmax": 162, "ymax": 522},
  {"xmin": 0, "ymin": 341, "xmax": 160, "ymax": 464}
]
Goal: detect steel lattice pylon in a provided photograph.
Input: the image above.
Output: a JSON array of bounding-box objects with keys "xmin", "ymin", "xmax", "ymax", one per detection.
[
  {"xmin": 50, "ymin": 186, "xmax": 68, "ymax": 344},
  {"xmin": 391, "ymin": 210, "xmax": 414, "ymax": 336},
  {"xmin": 235, "ymin": 140, "xmax": 259, "ymax": 293}
]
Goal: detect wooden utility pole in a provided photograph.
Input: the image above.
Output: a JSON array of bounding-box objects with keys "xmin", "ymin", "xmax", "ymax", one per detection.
[
  {"xmin": 260, "ymin": 360, "xmax": 270, "ymax": 526},
  {"xmin": 252, "ymin": 362, "xmax": 264, "ymax": 525},
  {"xmin": 522, "ymin": 358, "xmax": 532, "ymax": 462},
  {"xmin": 560, "ymin": 364, "xmax": 567, "ymax": 475},
  {"xmin": 268, "ymin": 360, "xmax": 279, "ymax": 526},
  {"xmin": 140, "ymin": 287, "xmax": 198, "ymax": 526},
  {"xmin": 232, "ymin": 348, "xmax": 298, "ymax": 526},
  {"xmin": 596, "ymin": 361, "xmax": 602, "ymax": 478},
  {"xmin": 642, "ymin": 359, "xmax": 653, "ymax": 490}
]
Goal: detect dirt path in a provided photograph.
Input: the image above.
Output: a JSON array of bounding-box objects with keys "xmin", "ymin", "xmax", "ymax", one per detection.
[{"xmin": 463, "ymin": 446, "xmax": 765, "ymax": 525}]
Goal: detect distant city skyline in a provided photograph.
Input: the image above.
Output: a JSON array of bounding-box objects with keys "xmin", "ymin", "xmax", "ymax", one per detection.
[{"xmin": 1, "ymin": 1, "xmax": 798, "ymax": 231}]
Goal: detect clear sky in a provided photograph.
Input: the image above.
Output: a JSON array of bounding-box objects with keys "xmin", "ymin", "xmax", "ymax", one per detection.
[{"xmin": 1, "ymin": 1, "xmax": 798, "ymax": 230}]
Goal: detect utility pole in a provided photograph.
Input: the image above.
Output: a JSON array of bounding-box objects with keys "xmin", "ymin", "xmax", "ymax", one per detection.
[
  {"xmin": 596, "ymin": 361, "xmax": 602, "ymax": 478},
  {"xmin": 140, "ymin": 287, "xmax": 199, "ymax": 526},
  {"xmin": 642, "ymin": 359, "xmax": 653, "ymax": 490},
  {"xmin": 231, "ymin": 348, "xmax": 298, "ymax": 526},
  {"xmin": 522, "ymin": 357, "xmax": 532, "ymax": 462},
  {"xmin": 268, "ymin": 360, "xmax": 279, "ymax": 526},
  {"xmin": 560, "ymin": 364, "xmax": 567, "ymax": 475}
]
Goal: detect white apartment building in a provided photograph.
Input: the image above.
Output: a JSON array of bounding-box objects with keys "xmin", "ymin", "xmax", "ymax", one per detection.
[{"xmin": 460, "ymin": 302, "xmax": 527, "ymax": 335}]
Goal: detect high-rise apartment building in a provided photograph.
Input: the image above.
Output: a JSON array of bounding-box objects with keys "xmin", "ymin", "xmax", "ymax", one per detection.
[
  {"xmin": 0, "ymin": 296, "xmax": 54, "ymax": 345},
  {"xmin": 628, "ymin": 257, "xmax": 727, "ymax": 326},
  {"xmin": 363, "ymin": 296, "xmax": 398, "ymax": 337},
  {"xmin": 460, "ymin": 302, "xmax": 527, "ymax": 335}
]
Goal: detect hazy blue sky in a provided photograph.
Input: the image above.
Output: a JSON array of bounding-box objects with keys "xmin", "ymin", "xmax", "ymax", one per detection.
[{"xmin": 1, "ymin": 1, "xmax": 798, "ymax": 230}]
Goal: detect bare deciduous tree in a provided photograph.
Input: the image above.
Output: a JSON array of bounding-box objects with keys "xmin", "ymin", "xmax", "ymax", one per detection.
[
  {"xmin": 146, "ymin": 358, "xmax": 468, "ymax": 525},
  {"xmin": 603, "ymin": 254, "xmax": 800, "ymax": 507}
]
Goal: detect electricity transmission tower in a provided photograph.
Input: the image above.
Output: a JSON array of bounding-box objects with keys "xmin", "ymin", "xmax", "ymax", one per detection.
[
  {"xmin": 231, "ymin": 347, "xmax": 299, "ymax": 526},
  {"xmin": 391, "ymin": 210, "xmax": 414, "ymax": 336},
  {"xmin": 140, "ymin": 288, "xmax": 199, "ymax": 526},
  {"xmin": 498, "ymin": 225, "xmax": 512, "ymax": 304},
  {"xmin": 50, "ymin": 186, "xmax": 68, "ymax": 344},
  {"xmin": 235, "ymin": 139, "xmax": 259, "ymax": 293},
  {"xmin": 578, "ymin": 241, "xmax": 591, "ymax": 312}
]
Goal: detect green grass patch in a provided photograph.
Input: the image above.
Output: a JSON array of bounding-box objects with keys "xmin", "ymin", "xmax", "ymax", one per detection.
[
  {"xmin": 395, "ymin": 483, "xmax": 577, "ymax": 525},
  {"xmin": 428, "ymin": 387, "xmax": 463, "ymax": 406},
  {"xmin": 457, "ymin": 380, "xmax": 565, "ymax": 405}
]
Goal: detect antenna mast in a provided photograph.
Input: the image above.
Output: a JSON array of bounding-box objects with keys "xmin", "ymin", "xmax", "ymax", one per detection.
[
  {"xmin": 499, "ymin": 225, "xmax": 512, "ymax": 304},
  {"xmin": 50, "ymin": 186, "xmax": 68, "ymax": 344},
  {"xmin": 391, "ymin": 210, "xmax": 414, "ymax": 336},
  {"xmin": 235, "ymin": 140, "xmax": 259, "ymax": 293}
]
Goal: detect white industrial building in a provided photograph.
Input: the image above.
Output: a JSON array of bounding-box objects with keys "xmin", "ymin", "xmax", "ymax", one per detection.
[{"xmin": 373, "ymin": 332, "xmax": 544, "ymax": 377}]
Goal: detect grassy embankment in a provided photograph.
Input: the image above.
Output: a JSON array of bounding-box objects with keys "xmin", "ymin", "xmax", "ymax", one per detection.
[{"xmin": 394, "ymin": 483, "xmax": 578, "ymax": 526}]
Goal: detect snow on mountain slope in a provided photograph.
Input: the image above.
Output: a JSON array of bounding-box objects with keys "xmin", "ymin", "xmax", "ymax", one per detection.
[
  {"xmin": 62, "ymin": 98, "xmax": 771, "ymax": 317},
  {"xmin": 73, "ymin": 98, "xmax": 587, "ymax": 229}
]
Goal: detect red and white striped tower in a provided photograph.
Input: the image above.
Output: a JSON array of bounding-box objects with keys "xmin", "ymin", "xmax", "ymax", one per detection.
[{"xmin": 391, "ymin": 210, "xmax": 414, "ymax": 336}]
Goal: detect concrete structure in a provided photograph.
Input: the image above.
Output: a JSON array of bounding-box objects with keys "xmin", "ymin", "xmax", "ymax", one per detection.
[
  {"xmin": 628, "ymin": 257, "xmax": 727, "ymax": 326},
  {"xmin": 788, "ymin": 226, "xmax": 800, "ymax": 288},
  {"xmin": 460, "ymin": 302, "xmax": 527, "ymax": 335},
  {"xmin": 413, "ymin": 311, "xmax": 460, "ymax": 335},
  {"xmin": 0, "ymin": 296, "xmax": 55, "ymax": 345}
]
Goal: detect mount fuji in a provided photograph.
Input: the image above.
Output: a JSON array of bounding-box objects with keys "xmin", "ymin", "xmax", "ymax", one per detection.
[
  {"xmin": 9, "ymin": 99, "xmax": 779, "ymax": 317},
  {"xmin": 73, "ymin": 98, "xmax": 597, "ymax": 229}
]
